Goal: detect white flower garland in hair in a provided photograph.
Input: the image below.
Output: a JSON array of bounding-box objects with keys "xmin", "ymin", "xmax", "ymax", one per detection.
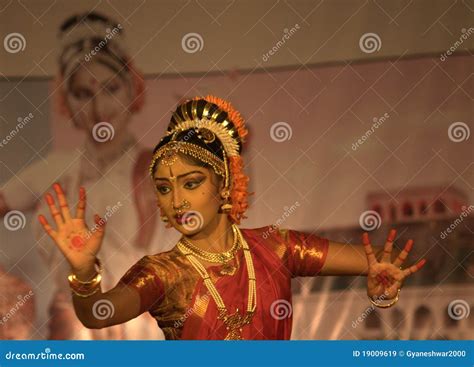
[{"xmin": 167, "ymin": 117, "xmax": 240, "ymax": 158}]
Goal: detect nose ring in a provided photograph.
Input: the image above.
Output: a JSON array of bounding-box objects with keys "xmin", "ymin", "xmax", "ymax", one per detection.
[{"xmin": 175, "ymin": 199, "xmax": 191, "ymax": 215}]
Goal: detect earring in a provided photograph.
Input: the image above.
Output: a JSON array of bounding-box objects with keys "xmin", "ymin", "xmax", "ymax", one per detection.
[{"xmin": 220, "ymin": 189, "xmax": 233, "ymax": 212}]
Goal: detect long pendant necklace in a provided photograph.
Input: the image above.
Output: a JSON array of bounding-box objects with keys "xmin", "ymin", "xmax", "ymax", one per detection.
[{"xmin": 177, "ymin": 224, "xmax": 257, "ymax": 340}]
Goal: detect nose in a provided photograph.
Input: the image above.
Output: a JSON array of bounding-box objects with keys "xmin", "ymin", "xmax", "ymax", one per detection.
[
  {"xmin": 172, "ymin": 187, "xmax": 184, "ymax": 212},
  {"xmin": 91, "ymin": 95, "xmax": 109, "ymax": 123}
]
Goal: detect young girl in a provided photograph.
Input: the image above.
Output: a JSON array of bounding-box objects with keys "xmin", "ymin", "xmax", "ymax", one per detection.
[{"xmin": 38, "ymin": 96, "xmax": 426, "ymax": 340}]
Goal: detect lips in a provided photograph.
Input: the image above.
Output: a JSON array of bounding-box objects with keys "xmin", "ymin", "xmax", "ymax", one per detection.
[{"xmin": 175, "ymin": 213, "xmax": 192, "ymax": 225}]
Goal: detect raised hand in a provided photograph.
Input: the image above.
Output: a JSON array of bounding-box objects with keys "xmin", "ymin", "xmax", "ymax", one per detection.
[
  {"xmin": 38, "ymin": 183, "xmax": 106, "ymax": 274},
  {"xmin": 363, "ymin": 229, "xmax": 426, "ymax": 302}
]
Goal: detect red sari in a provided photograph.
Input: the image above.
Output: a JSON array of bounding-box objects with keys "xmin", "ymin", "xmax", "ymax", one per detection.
[{"xmin": 119, "ymin": 226, "xmax": 329, "ymax": 340}]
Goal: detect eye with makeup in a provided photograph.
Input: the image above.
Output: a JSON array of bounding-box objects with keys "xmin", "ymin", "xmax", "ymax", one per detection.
[{"xmin": 155, "ymin": 176, "xmax": 205, "ymax": 195}]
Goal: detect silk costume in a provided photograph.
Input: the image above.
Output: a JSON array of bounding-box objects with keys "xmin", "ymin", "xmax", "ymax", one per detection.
[{"xmin": 119, "ymin": 226, "xmax": 329, "ymax": 340}]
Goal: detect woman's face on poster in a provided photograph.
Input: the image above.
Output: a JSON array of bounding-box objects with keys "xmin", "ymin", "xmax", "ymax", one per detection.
[{"xmin": 65, "ymin": 62, "xmax": 133, "ymax": 138}]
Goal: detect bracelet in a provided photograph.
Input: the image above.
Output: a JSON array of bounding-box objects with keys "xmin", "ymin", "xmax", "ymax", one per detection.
[
  {"xmin": 368, "ymin": 289, "xmax": 400, "ymax": 308},
  {"xmin": 68, "ymin": 258, "xmax": 103, "ymax": 284},
  {"xmin": 70, "ymin": 286, "xmax": 100, "ymax": 298},
  {"xmin": 68, "ymin": 258, "xmax": 103, "ymax": 298}
]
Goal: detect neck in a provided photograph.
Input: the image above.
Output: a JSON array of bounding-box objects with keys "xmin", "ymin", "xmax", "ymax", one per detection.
[
  {"xmin": 85, "ymin": 129, "xmax": 134, "ymax": 167},
  {"xmin": 184, "ymin": 214, "xmax": 234, "ymax": 253}
]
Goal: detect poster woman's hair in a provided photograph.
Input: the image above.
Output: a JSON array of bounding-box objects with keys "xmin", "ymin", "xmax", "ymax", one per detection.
[{"xmin": 56, "ymin": 11, "xmax": 145, "ymax": 115}]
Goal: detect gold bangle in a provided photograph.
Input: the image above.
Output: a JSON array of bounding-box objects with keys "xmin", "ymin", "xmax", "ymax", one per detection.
[
  {"xmin": 70, "ymin": 286, "xmax": 100, "ymax": 298},
  {"xmin": 68, "ymin": 258, "xmax": 103, "ymax": 284},
  {"xmin": 368, "ymin": 289, "xmax": 400, "ymax": 308}
]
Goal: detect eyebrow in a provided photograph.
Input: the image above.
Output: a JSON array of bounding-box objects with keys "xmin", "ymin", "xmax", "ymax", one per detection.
[{"xmin": 154, "ymin": 170, "xmax": 205, "ymax": 182}]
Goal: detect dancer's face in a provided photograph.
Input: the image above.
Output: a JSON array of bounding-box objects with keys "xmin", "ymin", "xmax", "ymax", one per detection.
[
  {"xmin": 153, "ymin": 154, "xmax": 225, "ymax": 236},
  {"xmin": 65, "ymin": 62, "xmax": 133, "ymax": 137}
]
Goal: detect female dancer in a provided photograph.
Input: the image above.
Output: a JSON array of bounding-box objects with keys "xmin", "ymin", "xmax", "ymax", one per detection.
[{"xmin": 38, "ymin": 96, "xmax": 426, "ymax": 339}]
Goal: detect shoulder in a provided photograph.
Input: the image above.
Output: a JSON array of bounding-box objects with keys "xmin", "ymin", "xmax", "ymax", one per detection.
[
  {"xmin": 141, "ymin": 247, "xmax": 186, "ymax": 278},
  {"xmin": 239, "ymin": 225, "xmax": 289, "ymax": 261}
]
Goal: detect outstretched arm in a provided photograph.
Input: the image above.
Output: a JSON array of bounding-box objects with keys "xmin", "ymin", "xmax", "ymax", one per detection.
[
  {"xmin": 38, "ymin": 183, "xmax": 150, "ymax": 329},
  {"xmin": 320, "ymin": 239, "xmax": 386, "ymax": 276},
  {"xmin": 320, "ymin": 229, "xmax": 425, "ymax": 280}
]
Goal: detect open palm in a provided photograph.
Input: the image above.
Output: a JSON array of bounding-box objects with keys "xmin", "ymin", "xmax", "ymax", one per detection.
[
  {"xmin": 38, "ymin": 183, "xmax": 106, "ymax": 273},
  {"xmin": 363, "ymin": 229, "xmax": 426, "ymax": 301}
]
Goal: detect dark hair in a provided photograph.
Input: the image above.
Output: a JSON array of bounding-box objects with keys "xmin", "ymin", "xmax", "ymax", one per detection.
[{"xmin": 150, "ymin": 98, "xmax": 242, "ymax": 175}]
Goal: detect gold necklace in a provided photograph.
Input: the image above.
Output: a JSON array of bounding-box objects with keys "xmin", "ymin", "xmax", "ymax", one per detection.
[
  {"xmin": 179, "ymin": 225, "xmax": 240, "ymax": 264},
  {"xmin": 177, "ymin": 224, "xmax": 257, "ymax": 340}
]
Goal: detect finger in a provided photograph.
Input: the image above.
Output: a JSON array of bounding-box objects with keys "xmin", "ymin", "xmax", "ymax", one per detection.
[
  {"xmin": 76, "ymin": 187, "xmax": 86, "ymax": 220},
  {"xmin": 362, "ymin": 232, "xmax": 377, "ymax": 266},
  {"xmin": 403, "ymin": 258, "xmax": 427, "ymax": 277},
  {"xmin": 393, "ymin": 239, "xmax": 414, "ymax": 267},
  {"xmin": 383, "ymin": 280, "xmax": 402, "ymax": 299},
  {"xmin": 38, "ymin": 214, "xmax": 58, "ymax": 241},
  {"xmin": 53, "ymin": 183, "xmax": 72, "ymax": 222},
  {"xmin": 45, "ymin": 193, "xmax": 64, "ymax": 227},
  {"xmin": 90, "ymin": 214, "xmax": 106, "ymax": 240},
  {"xmin": 382, "ymin": 229, "xmax": 396, "ymax": 263}
]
